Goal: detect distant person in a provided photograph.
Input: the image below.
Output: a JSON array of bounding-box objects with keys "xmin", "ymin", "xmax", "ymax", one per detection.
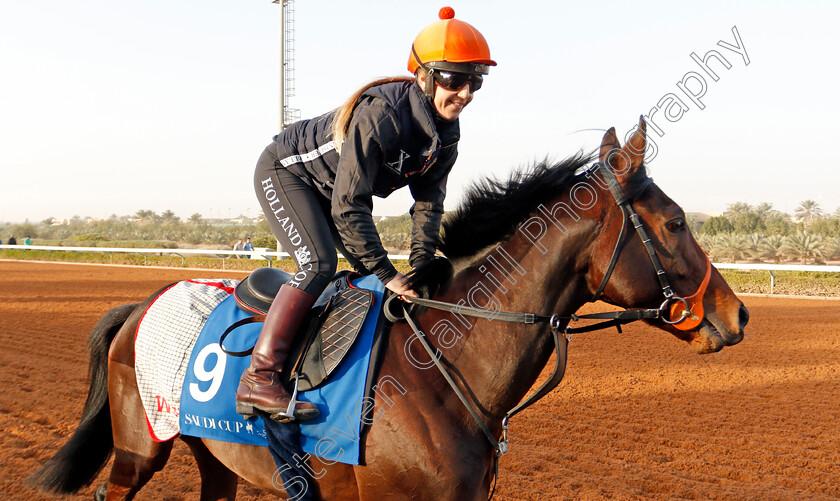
[
  {"xmin": 8, "ymin": 235, "xmax": 17, "ymax": 245},
  {"xmin": 24, "ymin": 236, "xmax": 31, "ymax": 245},
  {"xmin": 236, "ymin": 7, "xmax": 495, "ymax": 421},
  {"xmin": 233, "ymin": 239, "xmax": 244, "ymax": 259},
  {"xmin": 243, "ymin": 237, "xmax": 255, "ymax": 259}
]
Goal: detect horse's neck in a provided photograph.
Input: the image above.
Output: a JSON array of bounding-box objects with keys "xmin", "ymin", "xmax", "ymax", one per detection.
[{"xmin": 431, "ymin": 218, "xmax": 598, "ymax": 419}]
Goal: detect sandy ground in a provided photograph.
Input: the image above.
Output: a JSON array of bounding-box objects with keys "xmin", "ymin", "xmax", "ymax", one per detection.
[{"xmin": 1, "ymin": 260, "xmax": 838, "ymax": 500}]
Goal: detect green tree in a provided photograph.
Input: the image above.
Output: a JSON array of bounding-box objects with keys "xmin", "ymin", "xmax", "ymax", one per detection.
[
  {"xmin": 695, "ymin": 234, "xmax": 715, "ymax": 256},
  {"xmin": 11, "ymin": 220, "xmax": 38, "ymax": 240},
  {"xmin": 809, "ymin": 218, "xmax": 840, "ymax": 238},
  {"xmin": 699, "ymin": 216, "xmax": 734, "ymax": 236},
  {"xmin": 825, "ymin": 236, "xmax": 840, "ymax": 261},
  {"xmin": 754, "ymin": 202, "xmax": 774, "ymax": 221},
  {"xmin": 758, "ymin": 235, "xmax": 785, "ymax": 263},
  {"xmin": 376, "ymin": 214, "xmax": 412, "ymax": 252},
  {"xmin": 724, "ymin": 202, "xmax": 752, "ymax": 223},
  {"xmin": 782, "ymin": 231, "xmax": 825, "ymax": 264},
  {"xmin": 742, "ymin": 234, "xmax": 764, "ymax": 261},
  {"xmin": 135, "ymin": 210, "xmax": 158, "ymax": 222},
  {"xmin": 794, "ymin": 200, "xmax": 823, "ymax": 226},
  {"xmin": 733, "ymin": 212, "xmax": 765, "ymax": 234},
  {"xmin": 685, "ymin": 213, "xmax": 703, "ymax": 234},
  {"xmin": 764, "ymin": 215, "xmax": 792, "ymax": 236},
  {"xmin": 160, "ymin": 210, "xmax": 179, "ymax": 223},
  {"xmin": 712, "ymin": 233, "xmax": 745, "ymax": 263}
]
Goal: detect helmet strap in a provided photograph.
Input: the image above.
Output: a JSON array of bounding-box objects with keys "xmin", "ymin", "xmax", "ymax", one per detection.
[
  {"xmin": 424, "ymin": 69, "xmax": 436, "ymax": 99},
  {"xmin": 412, "ymin": 44, "xmax": 437, "ymax": 101}
]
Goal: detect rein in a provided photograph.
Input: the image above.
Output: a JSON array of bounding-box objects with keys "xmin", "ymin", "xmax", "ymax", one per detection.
[{"xmin": 391, "ymin": 161, "xmax": 713, "ymax": 499}]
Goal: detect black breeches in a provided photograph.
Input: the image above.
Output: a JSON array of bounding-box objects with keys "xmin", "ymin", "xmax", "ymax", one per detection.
[{"xmin": 254, "ymin": 148, "xmax": 359, "ymax": 296}]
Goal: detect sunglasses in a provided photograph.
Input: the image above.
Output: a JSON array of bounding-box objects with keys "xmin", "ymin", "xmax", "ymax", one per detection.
[{"xmin": 432, "ymin": 70, "xmax": 483, "ymax": 92}]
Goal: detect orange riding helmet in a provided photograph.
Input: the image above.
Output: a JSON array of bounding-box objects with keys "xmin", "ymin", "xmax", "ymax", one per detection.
[{"xmin": 408, "ymin": 7, "xmax": 497, "ymax": 96}]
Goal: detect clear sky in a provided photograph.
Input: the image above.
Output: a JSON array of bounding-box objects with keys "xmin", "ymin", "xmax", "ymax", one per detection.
[{"xmin": 1, "ymin": 0, "xmax": 837, "ymax": 223}]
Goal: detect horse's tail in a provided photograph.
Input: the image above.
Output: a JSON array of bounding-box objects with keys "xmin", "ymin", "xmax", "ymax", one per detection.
[{"xmin": 29, "ymin": 302, "xmax": 140, "ymax": 494}]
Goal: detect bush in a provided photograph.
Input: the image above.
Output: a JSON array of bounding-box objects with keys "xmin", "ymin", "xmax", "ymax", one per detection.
[
  {"xmin": 252, "ymin": 236, "xmax": 277, "ymax": 250},
  {"xmin": 699, "ymin": 216, "xmax": 734, "ymax": 236},
  {"xmin": 71, "ymin": 233, "xmax": 109, "ymax": 241}
]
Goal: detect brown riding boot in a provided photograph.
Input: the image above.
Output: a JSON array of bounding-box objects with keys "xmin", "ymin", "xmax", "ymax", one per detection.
[{"xmin": 235, "ymin": 284, "xmax": 320, "ymax": 422}]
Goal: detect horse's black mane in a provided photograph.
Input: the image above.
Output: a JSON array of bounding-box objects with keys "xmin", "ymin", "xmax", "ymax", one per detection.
[{"xmin": 439, "ymin": 152, "xmax": 594, "ymax": 259}]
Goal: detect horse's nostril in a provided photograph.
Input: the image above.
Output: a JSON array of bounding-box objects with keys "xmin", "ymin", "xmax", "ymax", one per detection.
[{"xmin": 738, "ymin": 304, "xmax": 750, "ymax": 330}]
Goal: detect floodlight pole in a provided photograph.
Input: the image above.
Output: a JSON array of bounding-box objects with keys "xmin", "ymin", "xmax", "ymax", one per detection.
[
  {"xmin": 272, "ymin": 0, "xmax": 286, "ymax": 134},
  {"xmin": 271, "ymin": 0, "xmax": 288, "ymax": 257}
]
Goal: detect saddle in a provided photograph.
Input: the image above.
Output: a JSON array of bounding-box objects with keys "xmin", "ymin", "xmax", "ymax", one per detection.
[{"xmin": 225, "ymin": 268, "xmax": 376, "ymax": 392}]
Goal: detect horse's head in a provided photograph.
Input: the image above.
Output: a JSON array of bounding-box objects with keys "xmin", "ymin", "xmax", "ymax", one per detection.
[{"xmin": 588, "ymin": 117, "xmax": 747, "ymax": 353}]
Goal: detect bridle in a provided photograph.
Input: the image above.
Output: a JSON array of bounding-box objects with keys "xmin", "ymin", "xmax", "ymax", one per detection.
[
  {"xmin": 388, "ymin": 161, "xmax": 713, "ymax": 499},
  {"xmin": 590, "ymin": 161, "xmax": 712, "ymax": 332}
]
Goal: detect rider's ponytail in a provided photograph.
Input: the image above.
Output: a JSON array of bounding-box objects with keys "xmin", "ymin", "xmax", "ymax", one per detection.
[{"xmin": 331, "ymin": 76, "xmax": 416, "ymax": 155}]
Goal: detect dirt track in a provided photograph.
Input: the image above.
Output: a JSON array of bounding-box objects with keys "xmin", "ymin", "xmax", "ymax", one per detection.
[{"xmin": 1, "ymin": 260, "xmax": 838, "ymax": 500}]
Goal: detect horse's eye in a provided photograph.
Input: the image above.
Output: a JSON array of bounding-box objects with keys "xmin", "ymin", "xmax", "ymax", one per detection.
[{"xmin": 666, "ymin": 218, "xmax": 686, "ymax": 233}]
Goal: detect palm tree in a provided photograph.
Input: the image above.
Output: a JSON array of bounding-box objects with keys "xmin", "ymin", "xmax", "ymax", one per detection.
[
  {"xmin": 754, "ymin": 202, "xmax": 774, "ymax": 221},
  {"xmin": 781, "ymin": 231, "xmax": 824, "ymax": 264},
  {"xmin": 713, "ymin": 233, "xmax": 746, "ymax": 263},
  {"xmin": 160, "ymin": 210, "xmax": 179, "ymax": 223},
  {"xmin": 134, "ymin": 209, "xmax": 158, "ymax": 222},
  {"xmin": 758, "ymin": 235, "xmax": 785, "ymax": 263},
  {"xmin": 724, "ymin": 202, "xmax": 753, "ymax": 224},
  {"xmin": 826, "ymin": 236, "xmax": 840, "ymax": 261},
  {"xmin": 742, "ymin": 234, "xmax": 764, "ymax": 261},
  {"xmin": 695, "ymin": 234, "xmax": 715, "ymax": 255},
  {"xmin": 794, "ymin": 200, "xmax": 823, "ymax": 226}
]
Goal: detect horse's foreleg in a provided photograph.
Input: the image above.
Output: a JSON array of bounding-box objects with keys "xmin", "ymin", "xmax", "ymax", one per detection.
[{"xmin": 182, "ymin": 436, "xmax": 238, "ymax": 501}]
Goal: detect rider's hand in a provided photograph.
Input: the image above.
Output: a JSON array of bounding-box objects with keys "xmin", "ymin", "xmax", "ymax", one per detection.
[{"xmin": 385, "ymin": 272, "xmax": 418, "ymax": 299}]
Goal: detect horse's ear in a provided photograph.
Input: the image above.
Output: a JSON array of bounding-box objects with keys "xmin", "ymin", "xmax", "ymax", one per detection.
[
  {"xmin": 623, "ymin": 115, "xmax": 647, "ymax": 168},
  {"xmin": 599, "ymin": 127, "xmax": 621, "ymax": 162}
]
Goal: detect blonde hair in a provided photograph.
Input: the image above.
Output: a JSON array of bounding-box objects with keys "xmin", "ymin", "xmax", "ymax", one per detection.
[{"xmin": 331, "ymin": 76, "xmax": 417, "ymax": 154}]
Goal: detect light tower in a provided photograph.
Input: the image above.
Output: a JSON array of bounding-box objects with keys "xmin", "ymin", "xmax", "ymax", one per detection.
[
  {"xmin": 272, "ymin": 0, "xmax": 300, "ymax": 133},
  {"xmin": 271, "ymin": 0, "xmax": 300, "ymax": 256}
]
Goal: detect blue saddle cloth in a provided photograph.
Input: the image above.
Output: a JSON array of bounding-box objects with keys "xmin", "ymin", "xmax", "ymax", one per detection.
[{"xmin": 180, "ymin": 274, "xmax": 385, "ymax": 494}]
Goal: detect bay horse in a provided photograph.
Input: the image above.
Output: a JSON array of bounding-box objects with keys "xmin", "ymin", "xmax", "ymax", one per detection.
[{"xmin": 31, "ymin": 119, "xmax": 747, "ymax": 500}]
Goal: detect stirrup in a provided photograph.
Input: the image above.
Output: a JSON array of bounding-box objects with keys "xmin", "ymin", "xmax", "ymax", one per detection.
[{"xmin": 271, "ymin": 373, "xmax": 300, "ymax": 423}]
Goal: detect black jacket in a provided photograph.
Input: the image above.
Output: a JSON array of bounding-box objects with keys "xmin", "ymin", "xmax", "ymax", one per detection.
[{"xmin": 268, "ymin": 80, "xmax": 459, "ymax": 283}]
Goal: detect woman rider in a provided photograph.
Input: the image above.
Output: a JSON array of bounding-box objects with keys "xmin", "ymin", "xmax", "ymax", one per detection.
[{"xmin": 236, "ymin": 7, "xmax": 496, "ymax": 421}]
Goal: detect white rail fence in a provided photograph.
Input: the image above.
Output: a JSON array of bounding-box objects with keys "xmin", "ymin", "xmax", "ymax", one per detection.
[
  {"xmin": 0, "ymin": 244, "xmax": 409, "ymax": 269},
  {"xmin": 2, "ymin": 245, "xmax": 838, "ymax": 292}
]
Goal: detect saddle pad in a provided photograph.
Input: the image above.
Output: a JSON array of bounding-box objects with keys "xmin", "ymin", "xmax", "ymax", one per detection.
[
  {"xmin": 270, "ymin": 273, "xmax": 385, "ymax": 465},
  {"xmin": 180, "ymin": 274, "xmax": 386, "ymax": 465},
  {"xmin": 180, "ymin": 294, "xmax": 268, "ymax": 445},
  {"xmin": 134, "ymin": 279, "xmax": 238, "ymax": 442}
]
